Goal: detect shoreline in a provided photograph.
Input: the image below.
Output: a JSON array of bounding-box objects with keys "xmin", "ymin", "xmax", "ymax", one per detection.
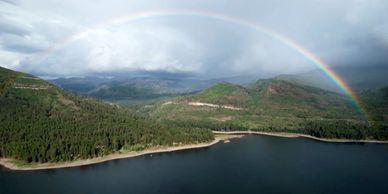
[
  {"xmin": 0, "ymin": 138, "xmax": 225, "ymax": 171},
  {"xmin": 1, "ymin": 131, "xmax": 387, "ymax": 171},
  {"xmin": 212, "ymin": 130, "xmax": 388, "ymax": 144}
]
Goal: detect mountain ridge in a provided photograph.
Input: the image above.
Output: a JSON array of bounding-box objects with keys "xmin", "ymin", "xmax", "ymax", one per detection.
[{"xmin": 145, "ymin": 78, "xmax": 388, "ymax": 140}]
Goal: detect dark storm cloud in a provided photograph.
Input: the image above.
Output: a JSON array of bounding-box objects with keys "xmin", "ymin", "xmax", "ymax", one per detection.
[{"xmin": 342, "ymin": 36, "xmax": 388, "ymax": 65}]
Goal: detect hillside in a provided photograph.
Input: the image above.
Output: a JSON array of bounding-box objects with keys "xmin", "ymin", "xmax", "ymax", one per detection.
[
  {"xmin": 359, "ymin": 86, "xmax": 388, "ymax": 122},
  {"xmin": 144, "ymin": 79, "xmax": 388, "ymax": 140},
  {"xmin": 194, "ymin": 82, "xmax": 250, "ymax": 106},
  {"xmin": 0, "ymin": 66, "xmax": 213, "ymax": 164},
  {"xmin": 246, "ymin": 79, "xmax": 359, "ymax": 118}
]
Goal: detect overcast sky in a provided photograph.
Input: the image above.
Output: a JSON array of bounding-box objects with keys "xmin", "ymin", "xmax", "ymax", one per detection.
[{"xmin": 0, "ymin": 0, "xmax": 387, "ymax": 78}]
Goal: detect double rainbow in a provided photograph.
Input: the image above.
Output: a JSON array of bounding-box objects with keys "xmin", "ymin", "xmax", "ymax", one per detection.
[{"xmin": 26, "ymin": 9, "xmax": 371, "ymax": 121}]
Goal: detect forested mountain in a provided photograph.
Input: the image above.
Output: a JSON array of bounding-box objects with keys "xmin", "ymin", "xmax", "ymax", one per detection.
[
  {"xmin": 143, "ymin": 79, "xmax": 388, "ymax": 140},
  {"xmin": 0, "ymin": 66, "xmax": 213, "ymax": 163}
]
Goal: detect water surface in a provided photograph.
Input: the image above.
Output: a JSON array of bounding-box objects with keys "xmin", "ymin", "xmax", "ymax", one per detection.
[{"xmin": 1, "ymin": 135, "xmax": 388, "ymax": 194}]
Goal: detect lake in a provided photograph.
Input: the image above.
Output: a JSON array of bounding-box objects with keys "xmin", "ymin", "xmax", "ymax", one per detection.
[{"xmin": 1, "ymin": 135, "xmax": 388, "ymax": 194}]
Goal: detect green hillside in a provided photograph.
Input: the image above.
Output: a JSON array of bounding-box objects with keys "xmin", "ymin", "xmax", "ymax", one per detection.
[
  {"xmin": 246, "ymin": 79, "xmax": 359, "ymax": 119},
  {"xmin": 0, "ymin": 67, "xmax": 213, "ymax": 164},
  {"xmin": 144, "ymin": 79, "xmax": 388, "ymax": 140},
  {"xmin": 195, "ymin": 82, "xmax": 250, "ymax": 106}
]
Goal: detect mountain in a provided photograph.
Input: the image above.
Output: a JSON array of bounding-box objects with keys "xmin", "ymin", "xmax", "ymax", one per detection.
[
  {"xmin": 87, "ymin": 77, "xmax": 210, "ymax": 100},
  {"xmin": 0, "ymin": 66, "xmax": 213, "ymax": 164},
  {"xmin": 49, "ymin": 76, "xmax": 110, "ymax": 94},
  {"xmin": 276, "ymin": 64, "xmax": 388, "ymax": 92},
  {"xmin": 194, "ymin": 82, "xmax": 250, "ymax": 106},
  {"xmin": 145, "ymin": 79, "xmax": 388, "ymax": 140},
  {"xmin": 185, "ymin": 79, "xmax": 359, "ymax": 119},
  {"xmin": 359, "ymin": 86, "xmax": 388, "ymax": 122},
  {"xmin": 50, "ymin": 65, "xmax": 388, "ymax": 103},
  {"xmin": 50, "ymin": 76, "xmax": 211, "ymax": 101},
  {"xmin": 49, "ymin": 76, "xmax": 257, "ymax": 102}
]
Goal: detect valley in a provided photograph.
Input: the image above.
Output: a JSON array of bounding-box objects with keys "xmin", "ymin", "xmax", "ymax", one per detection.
[{"xmin": 1, "ymin": 66, "xmax": 388, "ymax": 170}]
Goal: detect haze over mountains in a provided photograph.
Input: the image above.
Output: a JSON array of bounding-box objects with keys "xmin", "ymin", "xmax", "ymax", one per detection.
[
  {"xmin": 49, "ymin": 75, "xmax": 258, "ymax": 101},
  {"xmin": 276, "ymin": 64, "xmax": 388, "ymax": 92},
  {"xmin": 48, "ymin": 64, "xmax": 388, "ymax": 102}
]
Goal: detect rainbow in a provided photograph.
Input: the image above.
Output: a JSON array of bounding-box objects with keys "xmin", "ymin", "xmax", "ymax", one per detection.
[{"xmin": 25, "ymin": 9, "xmax": 371, "ymax": 121}]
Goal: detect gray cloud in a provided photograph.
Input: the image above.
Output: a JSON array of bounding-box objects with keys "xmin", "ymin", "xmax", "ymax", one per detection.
[
  {"xmin": 0, "ymin": 15, "xmax": 30, "ymax": 36},
  {"xmin": 0, "ymin": 0, "xmax": 20, "ymax": 5},
  {"xmin": 0, "ymin": 0, "xmax": 387, "ymax": 77},
  {"xmin": 1, "ymin": 34, "xmax": 49, "ymax": 53}
]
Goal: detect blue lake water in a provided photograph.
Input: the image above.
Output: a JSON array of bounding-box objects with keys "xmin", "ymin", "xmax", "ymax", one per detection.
[{"xmin": 1, "ymin": 135, "xmax": 388, "ymax": 194}]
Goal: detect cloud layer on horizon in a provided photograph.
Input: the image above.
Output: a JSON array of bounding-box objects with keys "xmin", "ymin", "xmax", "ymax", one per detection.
[{"xmin": 0, "ymin": 0, "xmax": 387, "ymax": 77}]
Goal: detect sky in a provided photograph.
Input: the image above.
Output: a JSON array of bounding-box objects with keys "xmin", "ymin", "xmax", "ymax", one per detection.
[{"xmin": 0, "ymin": 0, "xmax": 387, "ymax": 78}]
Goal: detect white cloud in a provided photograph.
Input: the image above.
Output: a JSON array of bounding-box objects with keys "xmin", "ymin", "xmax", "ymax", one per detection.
[
  {"xmin": 0, "ymin": 50, "xmax": 23, "ymax": 68},
  {"xmin": 31, "ymin": 25, "xmax": 203, "ymax": 75}
]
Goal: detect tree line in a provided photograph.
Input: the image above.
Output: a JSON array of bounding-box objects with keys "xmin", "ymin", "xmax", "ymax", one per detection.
[
  {"xmin": 0, "ymin": 89, "xmax": 213, "ymax": 163},
  {"xmin": 162, "ymin": 118, "xmax": 388, "ymax": 140}
]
